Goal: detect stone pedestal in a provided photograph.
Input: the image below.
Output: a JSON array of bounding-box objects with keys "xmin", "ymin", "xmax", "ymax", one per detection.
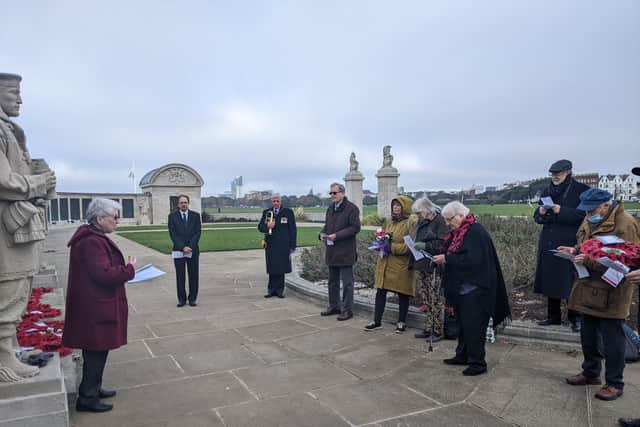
[
  {"xmin": 376, "ymin": 168, "xmax": 399, "ymax": 219},
  {"xmin": 344, "ymin": 172, "xmax": 365, "ymax": 219},
  {"xmin": 32, "ymin": 265, "xmax": 59, "ymax": 289}
]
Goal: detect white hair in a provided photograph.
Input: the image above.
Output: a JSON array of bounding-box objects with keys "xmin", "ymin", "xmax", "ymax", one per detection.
[
  {"xmin": 441, "ymin": 201, "xmax": 469, "ymax": 218},
  {"xmin": 329, "ymin": 182, "xmax": 345, "ymax": 193},
  {"xmin": 411, "ymin": 197, "xmax": 440, "ymax": 215},
  {"xmin": 86, "ymin": 198, "xmax": 121, "ymax": 225},
  {"xmin": 271, "ymin": 193, "xmax": 282, "ymax": 200}
]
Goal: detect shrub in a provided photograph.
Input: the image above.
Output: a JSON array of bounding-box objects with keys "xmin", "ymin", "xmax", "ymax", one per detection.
[
  {"xmin": 362, "ymin": 213, "xmax": 385, "ymax": 226},
  {"xmin": 294, "ymin": 206, "xmax": 307, "ymax": 222}
]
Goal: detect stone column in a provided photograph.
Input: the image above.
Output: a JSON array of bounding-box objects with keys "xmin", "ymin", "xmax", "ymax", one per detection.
[
  {"xmin": 344, "ymin": 171, "xmax": 365, "ymax": 219},
  {"xmin": 376, "ymin": 145, "xmax": 399, "ymax": 218}
]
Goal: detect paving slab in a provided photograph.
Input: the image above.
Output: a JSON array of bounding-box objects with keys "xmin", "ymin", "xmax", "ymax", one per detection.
[
  {"xmin": 236, "ymin": 319, "xmax": 319, "ymax": 343},
  {"xmin": 102, "ymin": 355, "xmax": 185, "ymax": 389},
  {"xmin": 175, "ymin": 346, "xmax": 263, "ymax": 375},
  {"xmin": 145, "ymin": 330, "xmax": 247, "ymax": 356},
  {"xmin": 279, "ymin": 327, "xmax": 376, "ymax": 356},
  {"xmin": 206, "ymin": 308, "xmax": 304, "ymax": 329},
  {"xmin": 107, "ymin": 340, "xmax": 153, "ymax": 364},
  {"xmin": 241, "ymin": 342, "xmax": 307, "ymax": 365},
  {"xmin": 147, "ymin": 318, "xmax": 219, "ymax": 337},
  {"xmin": 370, "ymin": 403, "xmax": 513, "ymax": 427}
]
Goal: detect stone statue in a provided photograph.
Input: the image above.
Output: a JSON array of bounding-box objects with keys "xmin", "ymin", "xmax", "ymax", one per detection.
[
  {"xmin": 0, "ymin": 73, "xmax": 56, "ymax": 382},
  {"xmin": 349, "ymin": 152, "xmax": 359, "ymax": 172},
  {"xmin": 382, "ymin": 145, "xmax": 393, "ymax": 168}
]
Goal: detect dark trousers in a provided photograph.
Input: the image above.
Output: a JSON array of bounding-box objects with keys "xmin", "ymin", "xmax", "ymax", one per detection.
[
  {"xmin": 268, "ymin": 274, "xmax": 285, "ymax": 296},
  {"xmin": 78, "ymin": 350, "xmax": 109, "ymax": 403},
  {"xmin": 328, "ymin": 266, "xmax": 354, "ymax": 315},
  {"xmin": 580, "ymin": 314, "xmax": 625, "ymax": 390},
  {"xmin": 373, "ymin": 288, "xmax": 410, "ymax": 324},
  {"xmin": 455, "ymin": 290, "xmax": 490, "ymax": 369},
  {"xmin": 174, "ymin": 254, "xmax": 199, "ymax": 304},
  {"xmin": 547, "ymin": 297, "xmax": 579, "ymax": 323}
]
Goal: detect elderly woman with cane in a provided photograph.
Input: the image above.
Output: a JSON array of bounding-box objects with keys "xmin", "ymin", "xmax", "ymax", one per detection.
[
  {"xmin": 433, "ymin": 201, "xmax": 510, "ymax": 376},
  {"xmin": 62, "ymin": 198, "xmax": 136, "ymax": 413}
]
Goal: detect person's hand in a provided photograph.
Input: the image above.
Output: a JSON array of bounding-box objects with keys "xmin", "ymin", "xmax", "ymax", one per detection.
[
  {"xmin": 538, "ymin": 206, "xmax": 547, "ymax": 215},
  {"xmin": 574, "ymin": 254, "xmax": 586, "ymax": 265},
  {"xmin": 44, "ymin": 171, "xmax": 56, "ymax": 190},
  {"xmin": 432, "ymin": 254, "xmax": 446, "ymax": 265},
  {"xmin": 557, "ymin": 246, "xmax": 576, "ymax": 255},
  {"xmin": 551, "ymin": 204, "xmax": 561, "ymax": 214},
  {"xmin": 327, "ymin": 233, "xmax": 337, "ymax": 241},
  {"xmin": 127, "ymin": 256, "xmax": 137, "ymax": 267},
  {"xmin": 625, "ymin": 270, "xmax": 640, "ymax": 285},
  {"xmin": 414, "ymin": 241, "xmax": 426, "ymax": 251},
  {"xmin": 183, "ymin": 246, "xmax": 193, "ymax": 254},
  {"xmin": 267, "ymin": 221, "xmax": 275, "ymax": 229}
]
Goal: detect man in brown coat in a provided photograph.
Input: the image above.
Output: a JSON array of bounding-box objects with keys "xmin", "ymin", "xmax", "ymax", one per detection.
[
  {"xmin": 562, "ymin": 188, "xmax": 640, "ymax": 401},
  {"xmin": 319, "ymin": 183, "xmax": 361, "ymax": 321}
]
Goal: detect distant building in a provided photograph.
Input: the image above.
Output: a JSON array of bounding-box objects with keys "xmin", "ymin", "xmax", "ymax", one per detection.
[
  {"xmin": 245, "ymin": 190, "xmax": 273, "ymax": 202},
  {"xmin": 599, "ymin": 174, "xmax": 638, "ymax": 201},
  {"xmin": 230, "ymin": 176, "xmax": 243, "ymax": 199},
  {"xmin": 574, "ymin": 173, "xmax": 599, "ymax": 188},
  {"xmin": 485, "ymin": 186, "xmax": 497, "ymax": 193}
]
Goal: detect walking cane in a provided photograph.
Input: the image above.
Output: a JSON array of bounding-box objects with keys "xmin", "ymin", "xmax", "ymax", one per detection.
[{"xmin": 427, "ymin": 272, "xmax": 436, "ymax": 352}]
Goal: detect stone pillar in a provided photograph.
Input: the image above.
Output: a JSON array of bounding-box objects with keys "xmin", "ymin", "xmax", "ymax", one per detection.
[
  {"xmin": 376, "ymin": 145, "xmax": 399, "ymax": 218},
  {"xmin": 344, "ymin": 172, "xmax": 364, "ymax": 219}
]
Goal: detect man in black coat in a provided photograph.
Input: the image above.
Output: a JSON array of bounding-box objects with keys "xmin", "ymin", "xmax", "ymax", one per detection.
[
  {"xmin": 258, "ymin": 194, "xmax": 297, "ymax": 298},
  {"xmin": 533, "ymin": 159, "xmax": 589, "ymax": 331},
  {"xmin": 319, "ymin": 183, "xmax": 361, "ymax": 321},
  {"xmin": 168, "ymin": 195, "xmax": 202, "ymax": 307}
]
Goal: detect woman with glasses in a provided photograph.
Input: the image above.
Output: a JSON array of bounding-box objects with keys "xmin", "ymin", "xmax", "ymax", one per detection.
[
  {"xmin": 62, "ymin": 198, "xmax": 136, "ymax": 413},
  {"xmin": 432, "ymin": 201, "xmax": 510, "ymax": 376},
  {"xmin": 364, "ymin": 195, "xmax": 416, "ymax": 333}
]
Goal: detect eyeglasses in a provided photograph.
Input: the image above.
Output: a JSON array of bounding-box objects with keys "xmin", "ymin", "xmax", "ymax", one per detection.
[
  {"xmin": 329, "ymin": 192, "xmax": 340, "ymax": 195},
  {"xmin": 111, "ymin": 215, "xmax": 120, "ymax": 221},
  {"xmin": 445, "ymin": 214, "xmax": 456, "ymax": 222}
]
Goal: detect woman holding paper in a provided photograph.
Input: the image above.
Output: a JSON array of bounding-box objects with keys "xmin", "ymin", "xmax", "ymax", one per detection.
[
  {"xmin": 62, "ymin": 198, "xmax": 136, "ymax": 413},
  {"xmin": 364, "ymin": 196, "xmax": 416, "ymax": 333},
  {"xmin": 410, "ymin": 197, "xmax": 448, "ymax": 341},
  {"xmin": 432, "ymin": 201, "xmax": 510, "ymax": 376},
  {"xmin": 562, "ymin": 188, "xmax": 640, "ymax": 401}
]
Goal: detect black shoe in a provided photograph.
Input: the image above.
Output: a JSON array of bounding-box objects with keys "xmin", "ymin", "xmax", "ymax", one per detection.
[
  {"xmin": 177, "ymin": 302, "xmax": 186, "ymax": 307},
  {"xmin": 537, "ymin": 318, "xmax": 561, "ymax": 326},
  {"xmin": 429, "ymin": 335, "xmax": 444, "ymax": 343},
  {"xmin": 571, "ymin": 321, "xmax": 581, "ymax": 333},
  {"xmin": 320, "ymin": 308, "xmax": 341, "ymax": 316},
  {"xmin": 364, "ymin": 322, "xmax": 382, "ymax": 331},
  {"xmin": 462, "ymin": 366, "xmax": 487, "ymax": 376},
  {"xmin": 276, "ymin": 294, "xmax": 285, "ymax": 299},
  {"xmin": 443, "ymin": 356, "xmax": 469, "ymax": 365},
  {"xmin": 188, "ymin": 302, "xmax": 197, "ymax": 307},
  {"xmin": 337, "ymin": 312, "xmax": 353, "ymax": 321},
  {"xmin": 264, "ymin": 293, "xmax": 274, "ymax": 298},
  {"xmin": 395, "ymin": 322, "xmax": 406, "ymax": 334},
  {"xmin": 99, "ymin": 388, "xmax": 116, "ymax": 398},
  {"xmin": 76, "ymin": 400, "xmax": 114, "ymax": 413},
  {"xmin": 619, "ymin": 418, "xmax": 640, "ymax": 427},
  {"xmin": 414, "ymin": 330, "xmax": 430, "ymax": 339}
]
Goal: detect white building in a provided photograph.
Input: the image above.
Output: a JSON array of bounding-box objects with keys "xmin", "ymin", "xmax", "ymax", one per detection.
[{"xmin": 599, "ymin": 174, "xmax": 639, "ymax": 201}]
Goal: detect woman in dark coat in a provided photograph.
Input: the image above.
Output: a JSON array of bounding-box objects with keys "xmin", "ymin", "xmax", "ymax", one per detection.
[
  {"xmin": 533, "ymin": 159, "xmax": 588, "ymax": 330},
  {"xmin": 62, "ymin": 198, "xmax": 136, "ymax": 413},
  {"xmin": 409, "ymin": 197, "xmax": 448, "ymax": 341},
  {"xmin": 433, "ymin": 201, "xmax": 510, "ymax": 376}
]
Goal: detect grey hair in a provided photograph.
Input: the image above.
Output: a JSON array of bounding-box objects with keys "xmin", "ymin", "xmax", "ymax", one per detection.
[
  {"xmin": 441, "ymin": 201, "xmax": 470, "ymax": 218},
  {"xmin": 411, "ymin": 197, "xmax": 440, "ymax": 215},
  {"xmin": 271, "ymin": 193, "xmax": 282, "ymax": 199},
  {"xmin": 329, "ymin": 182, "xmax": 345, "ymax": 193},
  {"xmin": 86, "ymin": 198, "xmax": 122, "ymax": 225}
]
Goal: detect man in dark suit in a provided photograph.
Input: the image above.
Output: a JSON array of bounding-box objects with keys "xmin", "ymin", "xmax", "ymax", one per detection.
[
  {"xmin": 258, "ymin": 193, "xmax": 297, "ymax": 298},
  {"xmin": 168, "ymin": 195, "xmax": 201, "ymax": 307}
]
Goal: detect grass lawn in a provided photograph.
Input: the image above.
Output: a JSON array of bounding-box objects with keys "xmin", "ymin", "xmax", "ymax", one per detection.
[
  {"xmin": 203, "ymin": 205, "xmax": 378, "ymax": 216},
  {"xmin": 118, "ymin": 226, "xmax": 325, "ymax": 254},
  {"xmin": 116, "ymin": 223, "xmax": 258, "ymax": 232}
]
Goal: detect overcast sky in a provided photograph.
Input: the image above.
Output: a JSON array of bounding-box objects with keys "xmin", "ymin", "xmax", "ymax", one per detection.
[{"xmin": 2, "ymin": 1, "xmax": 639, "ymax": 196}]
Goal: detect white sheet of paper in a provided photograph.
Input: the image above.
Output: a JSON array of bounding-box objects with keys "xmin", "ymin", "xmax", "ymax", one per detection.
[
  {"xmin": 550, "ymin": 250, "xmax": 590, "ymax": 278},
  {"xmin": 602, "ymin": 268, "xmax": 625, "ymax": 287},
  {"xmin": 172, "ymin": 251, "xmax": 193, "ymax": 259},
  {"xmin": 320, "ymin": 233, "xmax": 334, "ymax": 246},
  {"xmin": 597, "ymin": 257, "xmax": 630, "ymax": 274},
  {"xmin": 403, "ymin": 235, "xmax": 425, "ymax": 261},
  {"xmin": 595, "ymin": 235, "xmax": 626, "ymax": 245},
  {"xmin": 129, "ymin": 264, "xmax": 166, "ymax": 284},
  {"xmin": 540, "ymin": 196, "xmax": 554, "ymax": 209}
]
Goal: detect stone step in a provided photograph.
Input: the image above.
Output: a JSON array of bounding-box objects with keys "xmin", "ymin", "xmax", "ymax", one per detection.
[{"xmin": 502, "ymin": 320, "xmax": 580, "ymax": 343}]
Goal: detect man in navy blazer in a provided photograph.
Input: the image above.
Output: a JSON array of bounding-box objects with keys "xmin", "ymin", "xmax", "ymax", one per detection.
[{"xmin": 168, "ymin": 195, "xmax": 201, "ymax": 307}]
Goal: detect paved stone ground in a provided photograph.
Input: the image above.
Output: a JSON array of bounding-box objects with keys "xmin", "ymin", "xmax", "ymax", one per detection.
[{"xmin": 40, "ymin": 227, "xmax": 639, "ymax": 427}]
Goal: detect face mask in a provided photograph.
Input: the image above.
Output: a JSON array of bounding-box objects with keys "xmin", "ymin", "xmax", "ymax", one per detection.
[{"xmin": 587, "ymin": 214, "xmax": 602, "ymax": 224}]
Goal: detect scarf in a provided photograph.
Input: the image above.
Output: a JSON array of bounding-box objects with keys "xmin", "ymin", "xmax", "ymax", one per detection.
[
  {"xmin": 547, "ymin": 175, "xmax": 572, "ymax": 200},
  {"xmin": 443, "ymin": 214, "xmax": 476, "ymax": 255}
]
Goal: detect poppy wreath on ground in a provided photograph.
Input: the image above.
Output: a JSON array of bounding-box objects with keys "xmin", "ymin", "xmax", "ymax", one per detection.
[
  {"xmin": 580, "ymin": 238, "xmax": 640, "ymax": 268},
  {"xmin": 16, "ymin": 287, "xmax": 72, "ymax": 357}
]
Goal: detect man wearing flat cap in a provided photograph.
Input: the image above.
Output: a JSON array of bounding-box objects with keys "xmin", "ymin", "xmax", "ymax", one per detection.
[
  {"xmin": 560, "ymin": 188, "xmax": 640, "ymax": 401},
  {"xmin": 0, "ymin": 73, "xmax": 56, "ymax": 381},
  {"xmin": 533, "ymin": 159, "xmax": 589, "ymax": 331}
]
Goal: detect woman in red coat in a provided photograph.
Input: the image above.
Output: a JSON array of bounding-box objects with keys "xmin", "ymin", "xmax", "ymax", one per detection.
[{"xmin": 62, "ymin": 198, "xmax": 136, "ymax": 413}]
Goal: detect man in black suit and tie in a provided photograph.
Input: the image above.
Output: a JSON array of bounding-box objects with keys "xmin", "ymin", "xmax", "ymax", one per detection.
[{"xmin": 168, "ymin": 195, "xmax": 201, "ymax": 307}]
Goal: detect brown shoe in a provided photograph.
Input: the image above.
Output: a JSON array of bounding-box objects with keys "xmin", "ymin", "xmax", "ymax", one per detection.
[
  {"xmin": 566, "ymin": 373, "xmax": 602, "ymax": 386},
  {"xmin": 595, "ymin": 384, "xmax": 623, "ymax": 401}
]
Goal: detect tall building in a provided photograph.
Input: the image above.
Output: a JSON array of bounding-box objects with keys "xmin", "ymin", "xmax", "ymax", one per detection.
[
  {"xmin": 574, "ymin": 173, "xmax": 599, "ymax": 188},
  {"xmin": 599, "ymin": 174, "xmax": 638, "ymax": 201},
  {"xmin": 230, "ymin": 176, "xmax": 243, "ymax": 199}
]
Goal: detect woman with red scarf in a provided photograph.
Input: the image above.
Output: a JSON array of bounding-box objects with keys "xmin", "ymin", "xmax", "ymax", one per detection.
[{"xmin": 433, "ymin": 201, "xmax": 510, "ymax": 376}]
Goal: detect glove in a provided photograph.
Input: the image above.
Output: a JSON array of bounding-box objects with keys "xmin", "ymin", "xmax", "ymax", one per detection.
[{"xmin": 414, "ymin": 241, "xmax": 426, "ymax": 251}]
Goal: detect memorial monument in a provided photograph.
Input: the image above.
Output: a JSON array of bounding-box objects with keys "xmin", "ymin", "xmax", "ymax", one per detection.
[
  {"xmin": 376, "ymin": 145, "xmax": 399, "ymax": 218},
  {"xmin": 343, "ymin": 152, "xmax": 364, "ymax": 219},
  {"xmin": 0, "ymin": 73, "xmax": 56, "ymax": 382}
]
